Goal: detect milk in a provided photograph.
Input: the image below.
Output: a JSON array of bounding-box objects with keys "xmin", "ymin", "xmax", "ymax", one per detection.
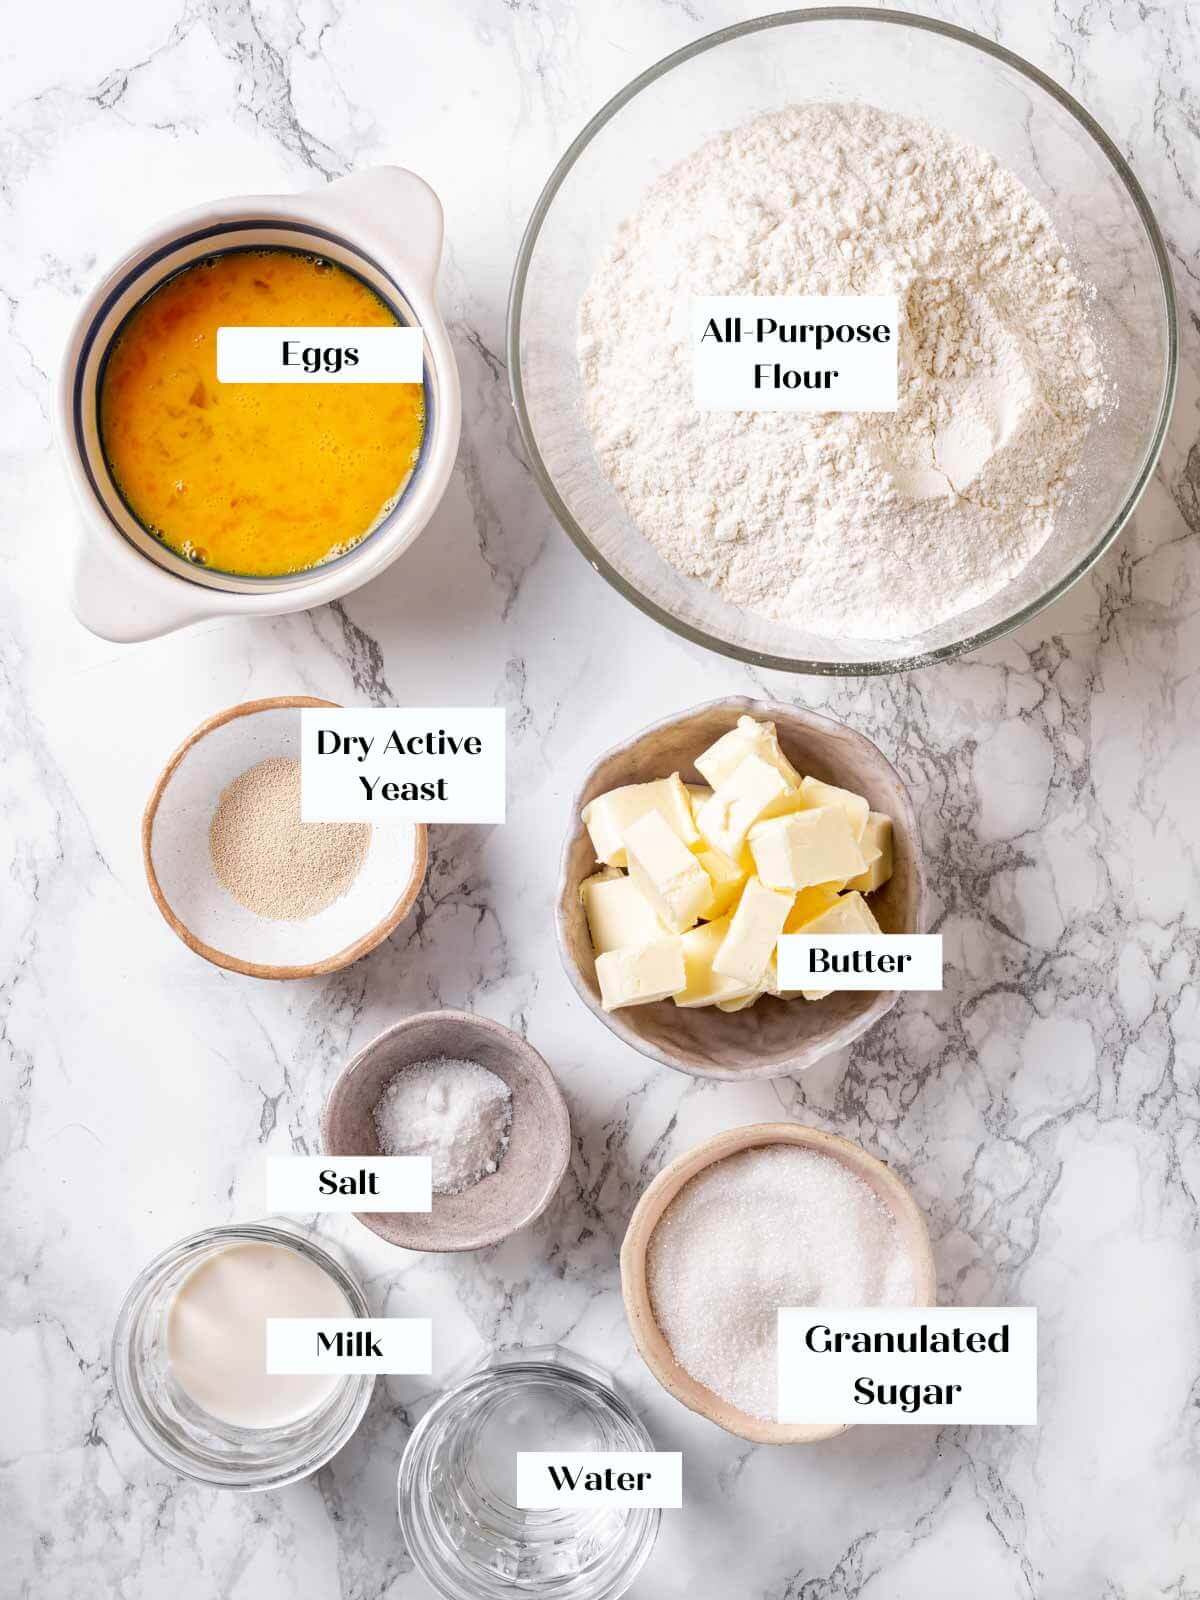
[{"xmin": 167, "ymin": 1240, "xmax": 350, "ymax": 1429}]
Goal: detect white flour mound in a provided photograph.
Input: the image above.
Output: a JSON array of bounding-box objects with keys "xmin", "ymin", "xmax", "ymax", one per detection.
[{"xmin": 578, "ymin": 103, "xmax": 1106, "ymax": 644}]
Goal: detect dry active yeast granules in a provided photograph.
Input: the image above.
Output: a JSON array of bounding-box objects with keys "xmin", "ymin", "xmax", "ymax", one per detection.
[
  {"xmin": 579, "ymin": 102, "xmax": 1105, "ymax": 643},
  {"xmin": 209, "ymin": 756, "xmax": 370, "ymax": 921}
]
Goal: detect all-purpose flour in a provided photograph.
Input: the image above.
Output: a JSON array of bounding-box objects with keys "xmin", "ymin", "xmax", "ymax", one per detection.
[{"xmin": 578, "ymin": 103, "xmax": 1105, "ymax": 642}]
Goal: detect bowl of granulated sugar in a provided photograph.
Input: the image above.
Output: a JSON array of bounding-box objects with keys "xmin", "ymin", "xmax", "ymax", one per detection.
[
  {"xmin": 143, "ymin": 696, "xmax": 427, "ymax": 979},
  {"xmin": 321, "ymin": 1011, "xmax": 571, "ymax": 1251},
  {"xmin": 621, "ymin": 1121, "xmax": 935, "ymax": 1444}
]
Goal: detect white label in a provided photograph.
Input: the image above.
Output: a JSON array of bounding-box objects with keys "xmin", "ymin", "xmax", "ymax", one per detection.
[
  {"xmin": 300, "ymin": 708, "xmax": 506, "ymax": 823},
  {"xmin": 216, "ymin": 326, "xmax": 423, "ymax": 383},
  {"xmin": 778, "ymin": 1308, "xmax": 1037, "ymax": 1426},
  {"xmin": 266, "ymin": 1317, "xmax": 432, "ymax": 1375},
  {"xmin": 776, "ymin": 933, "xmax": 942, "ymax": 991},
  {"xmin": 515, "ymin": 1452, "xmax": 682, "ymax": 1509},
  {"xmin": 266, "ymin": 1156, "xmax": 432, "ymax": 1214},
  {"xmin": 692, "ymin": 294, "xmax": 897, "ymax": 412}
]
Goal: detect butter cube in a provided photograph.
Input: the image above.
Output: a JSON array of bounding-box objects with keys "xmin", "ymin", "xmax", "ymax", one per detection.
[
  {"xmin": 696, "ymin": 754, "xmax": 793, "ymax": 859},
  {"xmin": 595, "ymin": 938, "xmax": 685, "ymax": 1011},
  {"xmin": 720, "ymin": 950, "xmax": 777, "ymax": 1010},
  {"xmin": 716, "ymin": 990, "xmax": 762, "ymax": 1012},
  {"xmin": 748, "ymin": 807, "xmax": 867, "ymax": 892},
  {"xmin": 624, "ymin": 811, "xmax": 713, "ymax": 933},
  {"xmin": 796, "ymin": 776, "xmax": 869, "ymax": 842},
  {"xmin": 783, "ymin": 883, "xmax": 843, "ymax": 932},
  {"xmin": 674, "ymin": 917, "xmax": 759, "ymax": 1008},
  {"xmin": 712, "ymin": 875, "xmax": 794, "ymax": 986},
  {"xmin": 694, "ymin": 715, "xmax": 801, "ymax": 791},
  {"xmin": 845, "ymin": 813, "xmax": 894, "ymax": 893},
  {"xmin": 582, "ymin": 773, "xmax": 699, "ymax": 867},
  {"xmin": 790, "ymin": 890, "xmax": 882, "ymax": 1000},
  {"xmin": 684, "ymin": 784, "xmax": 714, "ymax": 852},
  {"xmin": 580, "ymin": 869, "xmax": 665, "ymax": 955},
  {"xmin": 695, "ymin": 847, "xmax": 748, "ymax": 920}
]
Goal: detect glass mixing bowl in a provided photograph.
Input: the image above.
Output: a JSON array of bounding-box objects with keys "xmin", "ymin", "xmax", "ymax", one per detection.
[{"xmin": 508, "ymin": 9, "xmax": 1177, "ymax": 674}]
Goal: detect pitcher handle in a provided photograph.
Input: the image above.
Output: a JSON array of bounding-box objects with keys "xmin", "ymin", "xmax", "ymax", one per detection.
[
  {"xmin": 309, "ymin": 167, "xmax": 445, "ymax": 293},
  {"xmin": 70, "ymin": 534, "xmax": 219, "ymax": 643}
]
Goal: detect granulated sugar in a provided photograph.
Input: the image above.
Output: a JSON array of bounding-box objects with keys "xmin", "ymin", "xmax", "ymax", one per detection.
[
  {"xmin": 579, "ymin": 102, "xmax": 1106, "ymax": 643},
  {"xmin": 373, "ymin": 1057, "xmax": 513, "ymax": 1196},
  {"xmin": 646, "ymin": 1145, "xmax": 915, "ymax": 1421},
  {"xmin": 209, "ymin": 756, "xmax": 370, "ymax": 922}
]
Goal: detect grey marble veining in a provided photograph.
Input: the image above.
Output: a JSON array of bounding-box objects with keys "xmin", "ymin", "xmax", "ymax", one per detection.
[{"xmin": 3, "ymin": 1, "xmax": 1199, "ymax": 1596}]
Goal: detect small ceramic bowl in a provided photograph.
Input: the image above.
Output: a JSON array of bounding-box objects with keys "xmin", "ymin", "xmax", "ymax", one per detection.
[
  {"xmin": 557, "ymin": 696, "xmax": 927, "ymax": 1080},
  {"xmin": 143, "ymin": 696, "xmax": 427, "ymax": 979},
  {"xmin": 620, "ymin": 1121, "xmax": 936, "ymax": 1445},
  {"xmin": 321, "ymin": 1011, "xmax": 571, "ymax": 1252},
  {"xmin": 58, "ymin": 167, "xmax": 461, "ymax": 644}
]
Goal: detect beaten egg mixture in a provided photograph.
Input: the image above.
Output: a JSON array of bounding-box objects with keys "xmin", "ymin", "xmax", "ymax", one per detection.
[{"xmin": 99, "ymin": 248, "xmax": 425, "ymax": 577}]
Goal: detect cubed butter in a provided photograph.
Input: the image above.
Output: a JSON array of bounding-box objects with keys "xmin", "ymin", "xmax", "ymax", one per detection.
[
  {"xmin": 716, "ymin": 990, "xmax": 762, "ymax": 1013},
  {"xmin": 783, "ymin": 883, "xmax": 843, "ymax": 931},
  {"xmin": 696, "ymin": 754, "xmax": 793, "ymax": 859},
  {"xmin": 845, "ymin": 813, "xmax": 894, "ymax": 893},
  {"xmin": 694, "ymin": 715, "xmax": 801, "ymax": 791},
  {"xmin": 712, "ymin": 875, "xmax": 794, "ymax": 986},
  {"xmin": 789, "ymin": 890, "xmax": 882, "ymax": 1000},
  {"xmin": 624, "ymin": 811, "xmax": 713, "ymax": 933},
  {"xmin": 796, "ymin": 776, "xmax": 870, "ymax": 841},
  {"xmin": 748, "ymin": 806, "xmax": 867, "ymax": 892},
  {"xmin": 580, "ymin": 869, "xmax": 666, "ymax": 955},
  {"xmin": 695, "ymin": 847, "xmax": 748, "ymax": 920},
  {"xmin": 582, "ymin": 773, "xmax": 699, "ymax": 867},
  {"xmin": 685, "ymin": 784, "xmax": 714, "ymax": 852},
  {"xmin": 720, "ymin": 950, "xmax": 777, "ymax": 1009},
  {"xmin": 674, "ymin": 917, "xmax": 759, "ymax": 1008},
  {"xmin": 595, "ymin": 938, "xmax": 685, "ymax": 1011}
]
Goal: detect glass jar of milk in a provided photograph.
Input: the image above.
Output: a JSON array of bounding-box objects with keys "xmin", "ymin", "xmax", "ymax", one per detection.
[{"xmin": 112, "ymin": 1221, "xmax": 373, "ymax": 1490}]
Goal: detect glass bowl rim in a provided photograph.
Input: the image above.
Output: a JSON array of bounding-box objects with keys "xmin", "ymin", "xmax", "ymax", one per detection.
[
  {"xmin": 506, "ymin": 5, "xmax": 1179, "ymax": 676},
  {"xmin": 111, "ymin": 1220, "xmax": 375, "ymax": 1491}
]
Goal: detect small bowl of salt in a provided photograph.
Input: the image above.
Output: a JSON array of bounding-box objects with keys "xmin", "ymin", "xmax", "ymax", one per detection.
[{"xmin": 321, "ymin": 1011, "xmax": 571, "ymax": 1252}]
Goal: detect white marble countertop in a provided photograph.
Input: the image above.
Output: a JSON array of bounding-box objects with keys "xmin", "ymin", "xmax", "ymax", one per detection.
[{"xmin": 4, "ymin": 1, "xmax": 1199, "ymax": 1595}]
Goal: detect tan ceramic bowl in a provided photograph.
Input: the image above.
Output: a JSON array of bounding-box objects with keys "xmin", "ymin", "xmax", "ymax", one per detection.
[
  {"xmin": 557, "ymin": 697, "xmax": 927, "ymax": 1079},
  {"xmin": 143, "ymin": 696, "xmax": 428, "ymax": 979},
  {"xmin": 321, "ymin": 1011, "xmax": 571, "ymax": 1251},
  {"xmin": 620, "ymin": 1121, "xmax": 936, "ymax": 1445}
]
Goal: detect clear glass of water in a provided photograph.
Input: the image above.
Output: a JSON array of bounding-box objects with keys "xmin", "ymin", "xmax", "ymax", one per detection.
[{"xmin": 397, "ymin": 1346, "xmax": 660, "ymax": 1599}]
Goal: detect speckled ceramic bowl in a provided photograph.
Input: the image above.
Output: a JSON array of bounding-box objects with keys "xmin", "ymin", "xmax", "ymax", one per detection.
[
  {"xmin": 143, "ymin": 697, "xmax": 427, "ymax": 980},
  {"xmin": 557, "ymin": 696, "xmax": 927, "ymax": 1080},
  {"xmin": 321, "ymin": 1012, "xmax": 571, "ymax": 1252},
  {"xmin": 620, "ymin": 1121, "xmax": 936, "ymax": 1445}
]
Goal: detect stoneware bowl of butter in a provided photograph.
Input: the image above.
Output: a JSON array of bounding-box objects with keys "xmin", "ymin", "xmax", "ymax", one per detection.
[
  {"xmin": 557, "ymin": 696, "xmax": 926, "ymax": 1080},
  {"xmin": 57, "ymin": 166, "xmax": 460, "ymax": 643},
  {"xmin": 620, "ymin": 1122, "xmax": 936, "ymax": 1445},
  {"xmin": 321, "ymin": 1011, "xmax": 571, "ymax": 1252},
  {"xmin": 143, "ymin": 696, "xmax": 428, "ymax": 980}
]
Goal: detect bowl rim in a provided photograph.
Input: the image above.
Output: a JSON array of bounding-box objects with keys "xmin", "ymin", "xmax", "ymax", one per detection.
[
  {"xmin": 320, "ymin": 1009, "xmax": 572, "ymax": 1252},
  {"xmin": 619, "ymin": 1120, "xmax": 937, "ymax": 1445},
  {"xmin": 507, "ymin": 5, "xmax": 1179, "ymax": 677},
  {"xmin": 142, "ymin": 695, "xmax": 429, "ymax": 980},
  {"xmin": 555, "ymin": 695, "xmax": 928, "ymax": 1081}
]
